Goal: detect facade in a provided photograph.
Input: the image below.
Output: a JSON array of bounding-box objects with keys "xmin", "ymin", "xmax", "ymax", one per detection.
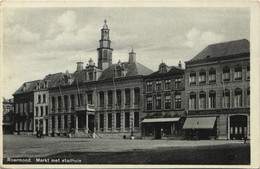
[
  {"xmin": 48, "ymin": 20, "xmax": 153, "ymax": 138},
  {"xmin": 142, "ymin": 62, "xmax": 186, "ymax": 139},
  {"xmin": 2, "ymin": 97, "xmax": 14, "ymax": 133},
  {"xmin": 183, "ymin": 39, "xmax": 250, "ymax": 140},
  {"xmin": 33, "ymin": 73, "xmax": 65, "ymax": 135},
  {"xmin": 13, "ymin": 80, "xmax": 39, "ymax": 134}
]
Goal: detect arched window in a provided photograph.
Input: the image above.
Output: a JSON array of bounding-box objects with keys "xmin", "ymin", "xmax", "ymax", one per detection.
[
  {"xmin": 199, "ymin": 69, "xmax": 206, "ymax": 84},
  {"xmin": 189, "ymin": 71, "xmax": 196, "ymax": 85},
  {"xmin": 209, "ymin": 68, "xmax": 216, "ymax": 83},
  {"xmin": 234, "ymin": 88, "xmax": 242, "ymax": 108},
  {"xmin": 199, "ymin": 91, "xmax": 206, "ymax": 109},
  {"xmin": 209, "ymin": 90, "xmax": 216, "ymax": 109},
  {"xmin": 223, "ymin": 89, "xmax": 230, "ymax": 108},
  {"xmin": 103, "ymin": 50, "xmax": 107, "ymax": 60},
  {"xmin": 189, "ymin": 92, "xmax": 196, "ymax": 109}
]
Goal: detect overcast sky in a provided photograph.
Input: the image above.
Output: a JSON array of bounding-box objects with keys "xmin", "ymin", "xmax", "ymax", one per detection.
[{"xmin": 2, "ymin": 7, "xmax": 249, "ymax": 98}]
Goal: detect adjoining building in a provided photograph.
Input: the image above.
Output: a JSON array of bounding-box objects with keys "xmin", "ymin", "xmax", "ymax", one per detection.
[
  {"xmin": 48, "ymin": 20, "xmax": 153, "ymax": 138},
  {"xmin": 183, "ymin": 39, "xmax": 250, "ymax": 140},
  {"xmin": 2, "ymin": 97, "xmax": 14, "ymax": 133},
  {"xmin": 142, "ymin": 62, "xmax": 186, "ymax": 139}
]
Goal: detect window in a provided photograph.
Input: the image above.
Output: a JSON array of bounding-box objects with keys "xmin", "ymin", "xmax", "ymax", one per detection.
[
  {"xmin": 189, "ymin": 92, "xmax": 196, "ymax": 109},
  {"xmin": 125, "ymin": 89, "xmax": 130, "ymax": 105},
  {"xmin": 52, "ymin": 97, "xmax": 55, "ymax": 110},
  {"xmin": 146, "ymin": 82, "xmax": 153, "ymax": 92},
  {"xmin": 99, "ymin": 92, "xmax": 104, "ymax": 106},
  {"xmin": 64, "ymin": 95, "xmax": 68, "ymax": 111},
  {"xmin": 147, "ymin": 97, "xmax": 153, "ymax": 110},
  {"xmin": 35, "ymin": 107, "xmax": 38, "ymax": 117},
  {"xmin": 6, "ymin": 106, "xmax": 10, "ymax": 113},
  {"xmin": 125, "ymin": 112, "xmax": 130, "ymax": 128},
  {"xmin": 45, "ymin": 106, "xmax": 48, "ymax": 116},
  {"xmin": 199, "ymin": 70, "xmax": 206, "ymax": 84},
  {"xmin": 116, "ymin": 67, "xmax": 122, "ymax": 77},
  {"xmin": 223, "ymin": 67, "xmax": 230, "ymax": 82},
  {"xmin": 234, "ymin": 66, "xmax": 242, "ymax": 80},
  {"xmin": 87, "ymin": 94, "xmax": 93, "ymax": 104},
  {"xmin": 29, "ymin": 102, "xmax": 33, "ymax": 112},
  {"xmin": 223, "ymin": 89, "xmax": 230, "ymax": 108},
  {"xmin": 89, "ymin": 72, "xmax": 93, "ymax": 80},
  {"xmin": 108, "ymin": 114, "xmax": 112, "ymax": 129},
  {"xmin": 209, "ymin": 68, "xmax": 216, "ymax": 83},
  {"xmin": 70, "ymin": 95, "xmax": 75, "ymax": 109},
  {"xmin": 58, "ymin": 96, "xmax": 61, "ymax": 111},
  {"xmin": 175, "ymin": 94, "xmax": 181, "ymax": 109},
  {"xmin": 64, "ymin": 115, "xmax": 68, "ymax": 128},
  {"xmin": 107, "ymin": 91, "xmax": 113, "ymax": 105},
  {"xmin": 40, "ymin": 106, "xmax": 43, "ymax": 116},
  {"xmin": 199, "ymin": 91, "xmax": 206, "ymax": 109},
  {"xmin": 156, "ymin": 96, "xmax": 161, "ymax": 110},
  {"xmin": 189, "ymin": 71, "xmax": 196, "ymax": 85},
  {"xmin": 103, "ymin": 50, "xmax": 107, "ymax": 60},
  {"xmin": 20, "ymin": 103, "xmax": 23, "ymax": 113},
  {"xmin": 134, "ymin": 88, "xmax": 140, "ymax": 103},
  {"xmin": 70, "ymin": 115, "xmax": 75, "ymax": 128},
  {"xmin": 38, "ymin": 95, "xmax": 41, "ymax": 103},
  {"xmin": 234, "ymin": 88, "xmax": 242, "ymax": 108},
  {"xmin": 247, "ymin": 66, "xmax": 250, "ymax": 80},
  {"xmin": 116, "ymin": 90, "xmax": 121, "ymax": 106},
  {"xmin": 58, "ymin": 116, "xmax": 61, "ymax": 129},
  {"xmin": 43, "ymin": 94, "xmax": 46, "ymax": 103},
  {"xmin": 209, "ymin": 91, "xmax": 216, "ymax": 109},
  {"xmin": 116, "ymin": 113, "xmax": 121, "ymax": 128},
  {"xmin": 247, "ymin": 88, "xmax": 250, "ymax": 107},
  {"xmin": 175, "ymin": 78, "xmax": 182, "ymax": 89},
  {"xmin": 165, "ymin": 95, "xmax": 171, "ymax": 109},
  {"xmin": 156, "ymin": 81, "xmax": 161, "ymax": 91},
  {"xmin": 99, "ymin": 114, "xmax": 104, "ymax": 130},
  {"xmin": 15, "ymin": 104, "xmax": 18, "ymax": 113},
  {"xmin": 165, "ymin": 80, "xmax": 171, "ymax": 90},
  {"xmin": 134, "ymin": 112, "xmax": 139, "ymax": 127},
  {"xmin": 24, "ymin": 103, "xmax": 28, "ymax": 113}
]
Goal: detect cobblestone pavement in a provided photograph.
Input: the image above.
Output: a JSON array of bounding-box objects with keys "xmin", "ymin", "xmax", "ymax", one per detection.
[{"xmin": 3, "ymin": 134, "xmax": 247, "ymax": 158}]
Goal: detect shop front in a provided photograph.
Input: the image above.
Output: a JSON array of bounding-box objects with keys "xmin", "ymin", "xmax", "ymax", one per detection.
[
  {"xmin": 183, "ymin": 116, "xmax": 217, "ymax": 140},
  {"xmin": 141, "ymin": 117, "xmax": 183, "ymax": 139}
]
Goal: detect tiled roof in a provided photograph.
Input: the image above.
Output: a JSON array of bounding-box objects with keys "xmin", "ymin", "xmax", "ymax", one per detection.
[
  {"xmin": 190, "ymin": 39, "xmax": 250, "ymax": 61},
  {"xmin": 43, "ymin": 72, "xmax": 65, "ymax": 87},
  {"xmin": 148, "ymin": 65, "xmax": 184, "ymax": 76},
  {"xmin": 13, "ymin": 80, "xmax": 41, "ymax": 95},
  {"xmin": 99, "ymin": 62, "xmax": 153, "ymax": 80}
]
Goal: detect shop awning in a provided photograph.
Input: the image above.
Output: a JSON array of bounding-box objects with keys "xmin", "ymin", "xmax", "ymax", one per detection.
[
  {"xmin": 142, "ymin": 117, "xmax": 180, "ymax": 123},
  {"xmin": 183, "ymin": 117, "xmax": 217, "ymax": 129}
]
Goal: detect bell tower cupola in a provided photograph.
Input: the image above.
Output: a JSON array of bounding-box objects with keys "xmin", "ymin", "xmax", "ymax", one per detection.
[{"xmin": 97, "ymin": 19, "xmax": 113, "ymax": 70}]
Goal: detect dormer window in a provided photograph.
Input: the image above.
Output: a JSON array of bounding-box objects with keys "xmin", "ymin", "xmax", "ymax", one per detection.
[
  {"xmin": 89, "ymin": 72, "xmax": 93, "ymax": 80},
  {"xmin": 36, "ymin": 82, "xmax": 41, "ymax": 89},
  {"xmin": 114, "ymin": 62, "xmax": 126, "ymax": 78},
  {"xmin": 44, "ymin": 81, "xmax": 48, "ymax": 88}
]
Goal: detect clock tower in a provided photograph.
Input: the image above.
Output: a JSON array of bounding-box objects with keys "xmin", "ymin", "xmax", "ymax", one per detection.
[{"xmin": 97, "ymin": 19, "xmax": 113, "ymax": 70}]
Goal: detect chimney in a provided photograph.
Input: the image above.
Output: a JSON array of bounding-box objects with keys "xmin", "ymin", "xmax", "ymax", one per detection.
[
  {"xmin": 129, "ymin": 47, "xmax": 136, "ymax": 63},
  {"xmin": 77, "ymin": 62, "xmax": 84, "ymax": 71},
  {"xmin": 178, "ymin": 61, "xmax": 182, "ymax": 68}
]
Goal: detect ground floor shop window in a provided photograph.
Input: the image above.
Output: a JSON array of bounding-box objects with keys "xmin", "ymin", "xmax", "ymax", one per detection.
[
  {"xmin": 58, "ymin": 116, "xmax": 61, "ymax": 129},
  {"xmin": 64, "ymin": 115, "xmax": 68, "ymax": 128},
  {"xmin": 134, "ymin": 112, "xmax": 139, "ymax": 127},
  {"xmin": 99, "ymin": 114, "xmax": 104, "ymax": 131},
  {"xmin": 116, "ymin": 113, "xmax": 121, "ymax": 129}
]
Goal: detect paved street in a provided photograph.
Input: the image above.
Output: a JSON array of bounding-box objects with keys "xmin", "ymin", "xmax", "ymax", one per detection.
[{"xmin": 3, "ymin": 134, "xmax": 248, "ymax": 158}]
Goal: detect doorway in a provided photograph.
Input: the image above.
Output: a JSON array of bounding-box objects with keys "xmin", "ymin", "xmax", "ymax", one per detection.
[
  {"xmin": 230, "ymin": 115, "xmax": 247, "ymax": 140},
  {"xmin": 154, "ymin": 125, "xmax": 161, "ymax": 139},
  {"xmin": 88, "ymin": 115, "xmax": 95, "ymax": 132}
]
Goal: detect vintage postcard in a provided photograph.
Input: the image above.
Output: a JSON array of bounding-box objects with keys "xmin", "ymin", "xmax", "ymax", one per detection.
[{"xmin": 0, "ymin": 1, "xmax": 259, "ymax": 168}]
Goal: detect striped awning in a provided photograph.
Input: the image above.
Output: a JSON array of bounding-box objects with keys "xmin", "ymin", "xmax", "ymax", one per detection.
[
  {"xmin": 142, "ymin": 117, "xmax": 180, "ymax": 123},
  {"xmin": 183, "ymin": 117, "xmax": 217, "ymax": 129}
]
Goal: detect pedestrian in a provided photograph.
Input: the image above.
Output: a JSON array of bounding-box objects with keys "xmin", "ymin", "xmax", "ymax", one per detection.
[{"xmin": 244, "ymin": 129, "xmax": 247, "ymax": 144}]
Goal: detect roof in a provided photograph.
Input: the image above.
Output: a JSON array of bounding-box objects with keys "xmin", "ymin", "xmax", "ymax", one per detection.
[
  {"xmin": 13, "ymin": 80, "xmax": 41, "ymax": 95},
  {"xmin": 3, "ymin": 97, "xmax": 14, "ymax": 103},
  {"xmin": 190, "ymin": 39, "xmax": 250, "ymax": 61},
  {"xmin": 148, "ymin": 65, "xmax": 184, "ymax": 77},
  {"xmin": 183, "ymin": 117, "xmax": 217, "ymax": 129},
  {"xmin": 43, "ymin": 72, "xmax": 66, "ymax": 88},
  {"xmin": 13, "ymin": 72, "xmax": 65, "ymax": 95},
  {"xmin": 99, "ymin": 62, "xmax": 153, "ymax": 80}
]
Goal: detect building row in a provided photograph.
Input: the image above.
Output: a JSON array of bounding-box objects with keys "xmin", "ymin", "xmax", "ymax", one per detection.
[{"xmin": 12, "ymin": 20, "xmax": 250, "ymax": 140}]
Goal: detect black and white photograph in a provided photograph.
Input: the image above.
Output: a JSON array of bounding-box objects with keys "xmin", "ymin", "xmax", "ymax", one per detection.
[{"xmin": 1, "ymin": 1, "xmax": 259, "ymax": 167}]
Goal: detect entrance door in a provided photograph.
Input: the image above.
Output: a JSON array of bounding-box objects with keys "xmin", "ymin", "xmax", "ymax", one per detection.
[
  {"xmin": 78, "ymin": 113, "xmax": 86, "ymax": 129},
  {"xmin": 154, "ymin": 125, "xmax": 161, "ymax": 139},
  {"xmin": 45, "ymin": 119, "xmax": 48, "ymax": 135},
  {"xmin": 230, "ymin": 115, "xmax": 247, "ymax": 140},
  {"xmin": 88, "ymin": 115, "xmax": 95, "ymax": 132}
]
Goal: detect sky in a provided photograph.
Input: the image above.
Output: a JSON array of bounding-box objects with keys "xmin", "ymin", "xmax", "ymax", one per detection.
[{"xmin": 2, "ymin": 7, "xmax": 250, "ymax": 98}]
